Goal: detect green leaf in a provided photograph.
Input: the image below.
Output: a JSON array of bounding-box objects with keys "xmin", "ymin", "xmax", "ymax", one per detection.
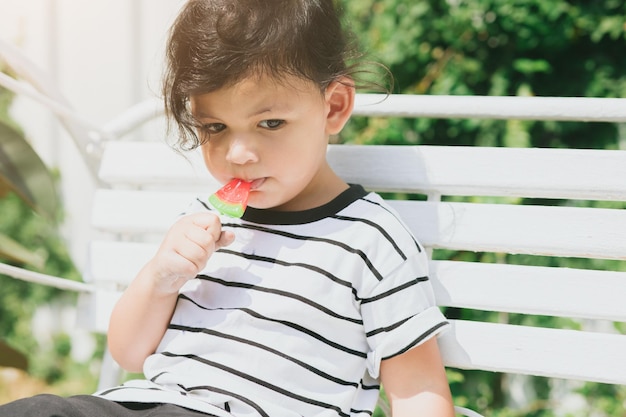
[
  {"xmin": 0, "ymin": 232, "xmax": 46, "ymax": 269},
  {"xmin": 513, "ymin": 58, "xmax": 552, "ymax": 75},
  {"xmin": 0, "ymin": 120, "xmax": 59, "ymax": 222}
]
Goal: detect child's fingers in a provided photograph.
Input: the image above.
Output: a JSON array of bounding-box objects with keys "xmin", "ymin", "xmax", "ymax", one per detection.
[
  {"xmin": 216, "ymin": 230, "xmax": 235, "ymax": 249},
  {"xmin": 190, "ymin": 213, "xmax": 223, "ymax": 241},
  {"xmin": 151, "ymin": 212, "xmax": 232, "ymax": 290},
  {"xmin": 187, "ymin": 212, "xmax": 236, "ymax": 250},
  {"xmin": 168, "ymin": 212, "xmax": 228, "ymax": 269},
  {"xmin": 174, "ymin": 234, "xmax": 212, "ymax": 270},
  {"xmin": 184, "ymin": 222, "xmax": 219, "ymax": 252}
]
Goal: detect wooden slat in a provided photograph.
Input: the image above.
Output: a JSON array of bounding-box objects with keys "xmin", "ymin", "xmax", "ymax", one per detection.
[
  {"xmin": 87, "ymin": 241, "xmax": 158, "ymax": 286},
  {"xmin": 430, "ymin": 260, "xmax": 626, "ymax": 321},
  {"xmin": 98, "ymin": 141, "xmax": 215, "ymax": 187},
  {"xmin": 92, "ymin": 189, "xmax": 201, "ymax": 234},
  {"xmin": 77, "ymin": 290, "xmax": 122, "ymax": 334},
  {"xmin": 352, "ymin": 94, "xmax": 626, "ymax": 122},
  {"xmin": 100, "ymin": 141, "xmax": 626, "ymax": 201},
  {"xmin": 391, "ymin": 200, "xmax": 626, "ymax": 260},
  {"xmin": 93, "ymin": 189, "xmax": 626, "ymax": 259},
  {"xmin": 439, "ymin": 320, "xmax": 626, "ymax": 385},
  {"xmin": 328, "ymin": 145, "xmax": 626, "ymax": 200}
]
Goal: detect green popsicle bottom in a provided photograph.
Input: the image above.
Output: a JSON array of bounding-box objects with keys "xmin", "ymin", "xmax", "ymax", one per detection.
[{"xmin": 208, "ymin": 193, "xmax": 246, "ymax": 218}]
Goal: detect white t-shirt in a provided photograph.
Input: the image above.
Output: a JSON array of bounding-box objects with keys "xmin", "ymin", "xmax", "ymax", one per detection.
[{"xmin": 96, "ymin": 185, "xmax": 449, "ymax": 417}]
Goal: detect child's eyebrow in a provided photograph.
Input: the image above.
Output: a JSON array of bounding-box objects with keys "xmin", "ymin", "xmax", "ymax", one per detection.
[
  {"xmin": 189, "ymin": 105, "xmax": 215, "ymax": 119},
  {"xmin": 191, "ymin": 111, "xmax": 213, "ymax": 119},
  {"xmin": 248, "ymin": 107, "xmax": 274, "ymax": 117},
  {"xmin": 191, "ymin": 101, "xmax": 295, "ymax": 121},
  {"xmin": 248, "ymin": 101, "xmax": 295, "ymax": 116}
]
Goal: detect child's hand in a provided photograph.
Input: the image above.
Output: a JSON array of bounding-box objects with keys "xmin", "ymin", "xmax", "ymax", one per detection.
[{"xmin": 147, "ymin": 212, "xmax": 235, "ymax": 294}]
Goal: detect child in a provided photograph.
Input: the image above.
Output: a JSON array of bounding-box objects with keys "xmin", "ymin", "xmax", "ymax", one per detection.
[{"xmin": 0, "ymin": 0, "xmax": 454, "ymax": 416}]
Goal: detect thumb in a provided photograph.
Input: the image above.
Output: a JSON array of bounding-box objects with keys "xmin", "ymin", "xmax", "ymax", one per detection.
[{"xmin": 216, "ymin": 230, "xmax": 235, "ymax": 249}]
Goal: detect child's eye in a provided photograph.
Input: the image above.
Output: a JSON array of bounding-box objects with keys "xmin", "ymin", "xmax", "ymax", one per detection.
[
  {"xmin": 201, "ymin": 123, "xmax": 226, "ymax": 134},
  {"xmin": 259, "ymin": 119, "xmax": 284, "ymax": 129}
]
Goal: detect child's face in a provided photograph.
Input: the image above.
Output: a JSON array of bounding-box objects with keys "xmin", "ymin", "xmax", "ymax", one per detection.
[{"xmin": 191, "ymin": 74, "xmax": 351, "ymax": 211}]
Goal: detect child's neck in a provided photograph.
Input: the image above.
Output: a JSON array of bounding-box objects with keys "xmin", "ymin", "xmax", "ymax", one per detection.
[{"xmin": 273, "ymin": 164, "xmax": 348, "ymax": 212}]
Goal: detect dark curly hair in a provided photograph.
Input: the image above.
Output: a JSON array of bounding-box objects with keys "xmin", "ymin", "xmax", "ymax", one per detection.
[{"xmin": 162, "ymin": 0, "xmax": 388, "ymax": 150}]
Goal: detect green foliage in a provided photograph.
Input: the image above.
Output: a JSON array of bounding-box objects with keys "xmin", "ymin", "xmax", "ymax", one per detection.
[
  {"xmin": 0, "ymin": 120, "xmax": 60, "ymax": 222},
  {"xmin": 577, "ymin": 382, "xmax": 626, "ymax": 417},
  {"xmin": 0, "ymin": 79, "xmax": 97, "ymax": 393},
  {"xmin": 340, "ymin": 0, "xmax": 626, "ymax": 150},
  {"xmin": 0, "ymin": 78, "xmax": 61, "ymax": 266},
  {"xmin": 0, "ymin": 191, "xmax": 89, "ymax": 384}
]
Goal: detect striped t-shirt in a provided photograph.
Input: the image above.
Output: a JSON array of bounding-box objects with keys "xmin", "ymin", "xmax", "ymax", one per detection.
[{"xmin": 96, "ymin": 184, "xmax": 449, "ymax": 417}]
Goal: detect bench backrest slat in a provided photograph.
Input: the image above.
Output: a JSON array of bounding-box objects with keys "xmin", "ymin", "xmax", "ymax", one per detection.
[
  {"xmin": 391, "ymin": 200, "xmax": 626, "ymax": 259},
  {"xmin": 93, "ymin": 189, "xmax": 626, "ymax": 259},
  {"xmin": 328, "ymin": 145, "xmax": 626, "ymax": 200},
  {"xmin": 440, "ymin": 320, "xmax": 626, "ymax": 385},
  {"xmin": 431, "ymin": 260, "xmax": 626, "ymax": 322},
  {"xmin": 101, "ymin": 142, "xmax": 626, "ymax": 201},
  {"xmin": 351, "ymin": 93, "xmax": 626, "ymax": 122}
]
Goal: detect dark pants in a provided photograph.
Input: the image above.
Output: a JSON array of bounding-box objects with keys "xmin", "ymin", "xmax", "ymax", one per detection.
[{"xmin": 0, "ymin": 394, "xmax": 214, "ymax": 417}]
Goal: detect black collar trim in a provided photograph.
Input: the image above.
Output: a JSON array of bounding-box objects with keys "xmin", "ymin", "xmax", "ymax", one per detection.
[{"xmin": 241, "ymin": 184, "xmax": 367, "ymax": 225}]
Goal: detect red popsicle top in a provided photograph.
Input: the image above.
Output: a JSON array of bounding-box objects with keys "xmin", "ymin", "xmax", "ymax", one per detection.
[{"xmin": 208, "ymin": 178, "xmax": 251, "ymax": 218}]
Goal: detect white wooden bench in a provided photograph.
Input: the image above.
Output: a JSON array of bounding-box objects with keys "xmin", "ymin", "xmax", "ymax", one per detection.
[
  {"xmin": 61, "ymin": 139, "xmax": 619, "ymax": 416},
  {"xmin": 2, "ymin": 39, "xmax": 626, "ymax": 415},
  {"xmin": 71, "ymin": 136, "xmax": 626, "ymax": 417}
]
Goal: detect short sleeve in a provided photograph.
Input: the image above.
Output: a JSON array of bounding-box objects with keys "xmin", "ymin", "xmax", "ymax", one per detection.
[{"xmin": 360, "ymin": 251, "xmax": 449, "ymax": 379}]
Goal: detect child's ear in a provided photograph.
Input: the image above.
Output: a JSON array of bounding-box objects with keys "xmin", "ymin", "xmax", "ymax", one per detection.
[{"xmin": 324, "ymin": 77, "xmax": 355, "ymax": 135}]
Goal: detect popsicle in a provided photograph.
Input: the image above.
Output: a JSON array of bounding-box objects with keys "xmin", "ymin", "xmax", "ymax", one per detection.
[{"xmin": 209, "ymin": 178, "xmax": 251, "ymax": 218}]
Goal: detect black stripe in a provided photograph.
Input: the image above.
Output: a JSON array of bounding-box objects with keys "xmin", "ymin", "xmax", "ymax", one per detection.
[
  {"xmin": 168, "ymin": 323, "xmax": 360, "ymax": 388},
  {"xmin": 366, "ymin": 316, "xmax": 412, "ymax": 338},
  {"xmin": 361, "ymin": 197, "xmax": 423, "ymax": 253},
  {"xmin": 195, "ymin": 197, "xmax": 211, "ymax": 211},
  {"xmin": 97, "ymin": 385, "xmax": 165, "ymax": 396},
  {"xmin": 239, "ymin": 184, "xmax": 368, "ymax": 225},
  {"xmin": 177, "ymin": 294, "xmax": 367, "ymax": 358},
  {"xmin": 360, "ymin": 381, "xmax": 380, "ymax": 391},
  {"xmin": 197, "ymin": 274, "xmax": 363, "ymax": 325},
  {"xmin": 360, "ymin": 276, "xmax": 430, "ymax": 305},
  {"xmin": 350, "ymin": 408, "xmax": 374, "ymax": 416},
  {"xmin": 159, "ymin": 352, "xmax": 352, "ymax": 417},
  {"xmin": 148, "ymin": 371, "xmax": 168, "ymax": 382},
  {"xmin": 382, "ymin": 321, "xmax": 450, "ymax": 360},
  {"xmin": 173, "ymin": 382, "xmax": 270, "ymax": 417},
  {"xmin": 216, "ymin": 249, "xmax": 361, "ymax": 297},
  {"xmin": 332, "ymin": 214, "xmax": 408, "ymax": 261},
  {"xmin": 224, "ymin": 224, "xmax": 385, "ymax": 281}
]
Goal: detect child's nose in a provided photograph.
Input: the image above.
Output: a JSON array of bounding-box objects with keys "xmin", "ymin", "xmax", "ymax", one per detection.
[{"xmin": 226, "ymin": 135, "xmax": 258, "ymax": 165}]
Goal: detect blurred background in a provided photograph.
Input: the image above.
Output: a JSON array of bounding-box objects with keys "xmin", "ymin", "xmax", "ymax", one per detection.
[
  {"xmin": 1, "ymin": 1, "xmax": 625, "ymax": 416},
  {"xmin": 0, "ymin": 0, "xmax": 184, "ymax": 402}
]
